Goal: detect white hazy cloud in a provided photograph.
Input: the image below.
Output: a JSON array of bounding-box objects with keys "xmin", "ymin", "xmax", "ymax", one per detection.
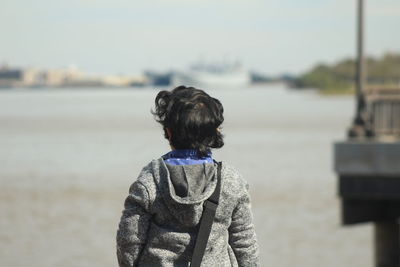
[{"xmin": 1, "ymin": 0, "xmax": 399, "ymax": 74}]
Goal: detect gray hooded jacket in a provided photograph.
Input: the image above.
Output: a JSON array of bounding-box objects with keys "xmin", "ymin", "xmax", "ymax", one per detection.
[{"xmin": 116, "ymin": 158, "xmax": 260, "ymax": 266}]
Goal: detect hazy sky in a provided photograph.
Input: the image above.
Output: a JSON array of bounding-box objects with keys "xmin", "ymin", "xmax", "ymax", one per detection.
[{"xmin": 1, "ymin": 0, "xmax": 399, "ymax": 75}]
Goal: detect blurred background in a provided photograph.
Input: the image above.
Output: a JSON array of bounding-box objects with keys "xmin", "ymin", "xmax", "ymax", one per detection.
[{"xmin": 1, "ymin": 0, "xmax": 400, "ymax": 266}]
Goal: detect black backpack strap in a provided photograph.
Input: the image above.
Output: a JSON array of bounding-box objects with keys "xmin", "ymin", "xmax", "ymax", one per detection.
[{"xmin": 190, "ymin": 161, "xmax": 222, "ymax": 267}]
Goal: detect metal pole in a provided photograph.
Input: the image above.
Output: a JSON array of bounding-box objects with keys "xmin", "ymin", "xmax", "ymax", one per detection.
[
  {"xmin": 374, "ymin": 221, "xmax": 400, "ymax": 267},
  {"xmin": 349, "ymin": 0, "xmax": 368, "ymax": 137},
  {"xmin": 356, "ymin": 0, "xmax": 366, "ymax": 124},
  {"xmin": 356, "ymin": 0, "xmax": 365, "ymax": 105}
]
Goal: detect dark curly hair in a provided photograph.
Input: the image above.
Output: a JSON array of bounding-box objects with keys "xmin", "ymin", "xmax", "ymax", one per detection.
[{"xmin": 152, "ymin": 85, "xmax": 224, "ymax": 157}]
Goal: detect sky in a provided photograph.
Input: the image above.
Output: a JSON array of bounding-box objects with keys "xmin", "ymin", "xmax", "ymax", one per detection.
[{"xmin": 1, "ymin": 0, "xmax": 400, "ymax": 75}]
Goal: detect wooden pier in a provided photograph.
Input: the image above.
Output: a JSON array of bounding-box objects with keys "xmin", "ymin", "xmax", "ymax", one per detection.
[{"xmin": 335, "ymin": 1, "xmax": 400, "ymax": 266}]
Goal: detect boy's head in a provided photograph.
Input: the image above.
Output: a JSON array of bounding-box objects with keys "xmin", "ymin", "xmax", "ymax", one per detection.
[{"xmin": 152, "ymin": 85, "xmax": 224, "ymax": 156}]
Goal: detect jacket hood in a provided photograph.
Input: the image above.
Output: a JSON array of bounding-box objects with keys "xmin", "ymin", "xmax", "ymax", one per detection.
[
  {"xmin": 150, "ymin": 158, "xmax": 218, "ymax": 227},
  {"xmin": 151, "ymin": 158, "xmax": 218, "ymax": 204}
]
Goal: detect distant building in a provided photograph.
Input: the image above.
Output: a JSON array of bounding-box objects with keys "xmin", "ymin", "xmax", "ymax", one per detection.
[
  {"xmin": 144, "ymin": 71, "xmax": 172, "ymax": 86},
  {"xmin": 0, "ymin": 69, "xmax": 22, "ymax": 79},
  {"xmin": 0, "ymin": 64, "xmax": 151, "ymax": 88},
  {"xmin": 102, "ymin": 74, "xmax": 148, "ymax": 87},
  {"xmin": 45, "ymin": 69, "xmax": 68, "ymax": 86},
  {"xmin": 0, "ymin": 67, "xmax": 23, "ymax": 88},
  {"xmin": 22, "ymin": 68, "xmax": 46, "ymax": 87}
]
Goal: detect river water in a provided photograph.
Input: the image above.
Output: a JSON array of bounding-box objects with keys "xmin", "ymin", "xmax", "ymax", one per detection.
[{"xmin": 0, "ymin": 86, "xmax": 372, "ymax": 267}]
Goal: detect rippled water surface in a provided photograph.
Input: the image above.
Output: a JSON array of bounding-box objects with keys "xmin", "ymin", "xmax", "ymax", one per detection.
[{"xmin": 0, "ymin": 86, "xmax": 373, "ymax": 267}]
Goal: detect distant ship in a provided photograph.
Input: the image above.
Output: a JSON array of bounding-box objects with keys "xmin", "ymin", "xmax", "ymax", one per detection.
[{"xmin": 172, "ymin": 62, "xmax": 250, "ymax": 88}]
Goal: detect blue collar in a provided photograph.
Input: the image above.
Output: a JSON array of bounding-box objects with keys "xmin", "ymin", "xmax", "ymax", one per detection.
[{"xmin": 162, "ymin": 149, "xmax": 213, "ymax": 166}]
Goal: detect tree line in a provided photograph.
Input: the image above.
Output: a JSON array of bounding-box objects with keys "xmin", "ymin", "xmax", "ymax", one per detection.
[{"xmin": 294, "ymin": 52, "xmax": 400, "ymax": 92}]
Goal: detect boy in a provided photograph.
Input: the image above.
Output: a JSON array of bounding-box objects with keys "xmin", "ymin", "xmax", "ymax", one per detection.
[{"xmin": 116, "ymin": 86, "xmax": 259, "ymax": 266}]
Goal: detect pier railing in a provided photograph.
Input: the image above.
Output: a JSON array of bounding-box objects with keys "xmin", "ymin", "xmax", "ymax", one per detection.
[{"xmin": 366, "ymin": 87, "xmax": 400, "ymax": 138}]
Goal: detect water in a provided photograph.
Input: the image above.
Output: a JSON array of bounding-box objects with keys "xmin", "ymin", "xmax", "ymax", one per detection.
[{"xmin": 0, "ymin": 86, "xmax": 372, "ymax": 267}]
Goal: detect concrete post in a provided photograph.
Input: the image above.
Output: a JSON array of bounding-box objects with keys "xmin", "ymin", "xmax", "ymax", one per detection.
[{"xmin": 374, "ymin": 221, "xmax": 400, "ymax": 267}]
